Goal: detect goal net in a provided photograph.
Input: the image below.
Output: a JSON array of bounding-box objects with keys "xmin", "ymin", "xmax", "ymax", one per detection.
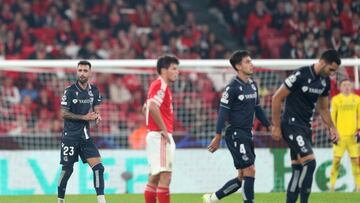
[{"xmin": 0, "ymin": 59, "xmax": 359, "ymax": 150}]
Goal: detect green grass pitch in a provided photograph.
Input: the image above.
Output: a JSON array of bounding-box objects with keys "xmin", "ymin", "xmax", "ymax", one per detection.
[{"xmin": 1, "ymin": 193, "xmax": 359, "ymax": 203}]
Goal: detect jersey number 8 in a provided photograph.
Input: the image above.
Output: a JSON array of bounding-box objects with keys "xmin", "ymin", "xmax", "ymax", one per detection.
[{"xmin": 296, "ymin": 136, "xmax": 305, "ymax": 147}]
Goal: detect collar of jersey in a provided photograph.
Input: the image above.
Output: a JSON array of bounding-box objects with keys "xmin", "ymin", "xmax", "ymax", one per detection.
[{"xmin": 75, "ymin": 81, "xmax": 90, "ymax": 92}]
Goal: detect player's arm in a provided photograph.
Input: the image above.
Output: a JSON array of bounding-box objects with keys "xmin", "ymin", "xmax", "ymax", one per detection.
[
  {"xmin": 330, "ymin": 97, "xmax": 338, "ymax": 129},
  {"xmin": 61, "ymin": 108, "xmax": 98, "ymax": 121},
  {"xmin": 271, "ymin": 84, "xmax": 290, "ymax": 141},
  {"xmin": 60, "ymin": 88, "xmax": 98, "ymax": 121},
  {"xmin": 93, "ymin": 89, "xmax": 103, "ymax": 124},
  {"xmin": 208, "ymin": 106, "xmax": 230, "ymax": 153},
  {"xmin": 208, "ymin": 86, "xmax": 232, "ymax": 153},
  {"xmin": 148, "ymin": 99, "xmax": 169, "ymax": 143},
  {"xmin": 317, "ymin": 96, "xmax": 338, "ymax": 143}
]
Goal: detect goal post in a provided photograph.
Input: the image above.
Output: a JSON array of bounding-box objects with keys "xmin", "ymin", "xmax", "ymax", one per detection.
[{"xmin": 0, "ymin": 59, "xmax": 359, "ymax": 150}]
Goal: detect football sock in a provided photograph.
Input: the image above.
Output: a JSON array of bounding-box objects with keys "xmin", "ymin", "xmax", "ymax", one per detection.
[
  {"xmin": 286, "ymin": 164, "xmax": 302, "ymax": 203},
  {"xmin": 330, "ymin": 157, "xmax": 341, "ymax": 191},
  {"xmin": 157, "ymin": 186, "xmax": 170, "ymax": 203},
  {"xmin": 299, "ymin": 160, "xmax": 316, "ymax": 203},
  {"xmin": 58, "ymin": 164, "xmax": 73, "ymax": 199},
  {"xmin": 215, "ymin": 177, "xmax": 242, "ymax": 199},
  {"xmin": 351, "ymin": 158, "xmax": 360, "ymax": 190},
  {"xmin": 144, "ymin": 184, "xmax": 157, "ymax": 203},
  {"xmin": 243, "ymin": 176, "xmax": 254, "ymax": 203},
  {"xmin": 92, "ymin": 163, "xmax": 105, "ymax": 195}
]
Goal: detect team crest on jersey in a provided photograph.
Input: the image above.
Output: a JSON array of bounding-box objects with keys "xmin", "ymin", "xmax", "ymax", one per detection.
[
  {"xmin": 251, "ymin": 84, "xmax": 256, "ymax": 90},
  {"xmin": 239, "ymin": 86, "xmax": 243, "ymax": 91},
  {"xmin": 72, "ymin": 99, "xmax": 78, "ymax": 104},
  {"xmin": 76, "ymin": 91, "xmax": 79, "ymax": 96},
  {"xmin": 301, "ymin": 147, "xmax": 308, "ymax": 153},
  {"xmin": 242, "ymin": 155, "xmax": 249, "ymax": 161},
  {"xmin": 289, "ymin": 134, "xmax": 294, "ymax": 140},
  {"xmin": 308, "ymin": 79, "xmax": 312, "ymax": 84},
  {"xmin": 238, "ymin": 95, "xmax": 245, "ymax": 101},
  {"xmin": 302, "ymin": 86, "xmax": 309, "ymax": 92},
  {"xmin": 88, "ymin": 90, "xmax": 93, "ymax": 97},
  {"xmin": 63, "ymin": 156, "xmax": 68, "ymax": 162}
]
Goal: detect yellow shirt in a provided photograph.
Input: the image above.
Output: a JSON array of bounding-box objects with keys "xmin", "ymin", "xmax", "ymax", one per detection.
[{"xmin": 331, "ymin": 93, "xmax": 360, "ymax": 137}]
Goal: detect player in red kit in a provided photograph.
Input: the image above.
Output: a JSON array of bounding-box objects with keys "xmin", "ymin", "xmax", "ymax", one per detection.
[{"xmin": 144, "ymin": 55, "xmax": 179, "ymax": 203}]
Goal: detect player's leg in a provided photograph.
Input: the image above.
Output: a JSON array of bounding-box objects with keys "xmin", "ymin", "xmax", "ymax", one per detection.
[
  {"xmin": 298, "ymin": 154, "xmax": 316, "ymax": 203},
  {"xmin": 87, "ymin": 157, "xmax": 105, "ymax": 203},
  {"xmin": 242, "ymin": 165, "xmax": 255, "ymax": 203},
  {"xmin": 156, "ymin": 133, "xmax": 175, "ymax": 203},
  {"xmin": 347, "ymin": 137, "xmax": 360, "ymax": 191},
  {"xmin": 286, "ymin": 150, "xmax": 302, "ymax": 203},
  {"xmin": 145, "ymin": 174, "xmax": 159, "ymax": 203},
  {"xmin": 203, "ymin": 135, "xmax": 242, "ymax": 203},
  {"xmin": 330, "ymin": 138, "xmax": 345, "ymax": 191},
  {"xmin": 81, "ymin": 138, "xmax": 105, "ymax": 203},
  {"xmin": 58, "ymin": 139, "xmax": 79, "ymax": 203},
  {"xmin": 58, "ymin": 164, "xmax": 74, "ymax": 203}
]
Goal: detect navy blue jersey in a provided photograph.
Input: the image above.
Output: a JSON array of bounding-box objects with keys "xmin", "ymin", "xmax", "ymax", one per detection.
[
  {"xmin": 61, "ymin": 82, "xmax": 102, "ymax": 140},
  {"xmin": 220, "ymin": 76, "xmax": 260, "ymax": 132},
  {"xmin": 282, "ymin": 65, "xmax": 330, "ymax": 128}
]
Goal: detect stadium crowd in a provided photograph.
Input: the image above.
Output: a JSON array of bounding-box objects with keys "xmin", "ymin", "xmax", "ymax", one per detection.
[{"xmin": 0, "ymin": 0, "xmax": 358, "ymax": 148}]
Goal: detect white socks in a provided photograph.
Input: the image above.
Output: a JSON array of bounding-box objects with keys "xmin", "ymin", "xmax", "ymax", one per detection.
[
  {"xmin": 97, "ymin": 195, "xmax": 106, "ymax": 203},
  {"xmin": 210, "ymin": 193, "xmax": 219, "ymax": 202},
  {"xmin": 58, "ymin": 198, "xmax": 65, "ymax": 203}
]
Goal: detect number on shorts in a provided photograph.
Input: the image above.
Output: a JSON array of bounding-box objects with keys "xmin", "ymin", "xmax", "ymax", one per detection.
[
  {"xmin": 239, "ymin": 144, "xmax": 246, "ymax": 154},
  {"xmin": 296, "ymin": 136, "xmax": 305, "ymax": 147},
  {"xmin": 63, "ymin": 146, "xmax": 74, "ymax": 156}
]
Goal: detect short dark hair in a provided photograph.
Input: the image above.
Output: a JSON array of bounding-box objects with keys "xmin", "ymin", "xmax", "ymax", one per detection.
[
  {"xmin": 229, "ymin": 50, "xmax": 250, "ymax": 71},
  {"xmin": 77, "ymin": 60, "xmax": 91, "ymax": 69},
  {"xmin": 320, "ymin": 50, "xmax": 341, "ymax": 66},
  {"xmin": 156, "ymin": 55, "xmax": 179, "ymax": 74}
]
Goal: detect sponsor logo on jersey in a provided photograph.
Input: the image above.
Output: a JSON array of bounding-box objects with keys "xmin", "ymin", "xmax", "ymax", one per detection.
[{"xmin": 72, "ymin": 99, "xmax": 78, "ymax": 104}]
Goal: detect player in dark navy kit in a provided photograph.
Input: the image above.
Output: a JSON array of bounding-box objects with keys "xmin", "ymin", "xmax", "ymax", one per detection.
[
  {"xmin": 203, "ymin": 50, "xmax": 271, "ymax": 203},
  {"xmin": 272, "ymin": 50, "xmax": 341, "ymax": 203},
  {"xmin": 57, "ymin": 61, "xmax": 106, "ymax": 203}
]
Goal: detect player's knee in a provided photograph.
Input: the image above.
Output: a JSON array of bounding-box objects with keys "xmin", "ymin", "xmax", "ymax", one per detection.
[
  {"xmin": 159, "ymin": 172, "xmax": 172, "ymax": 185},
  {"xmin": 242, "ymin": 165, "xmax": 255, "ymax": 177},
  {"xmin": 92, "ymin": 163, "xmax": 104, "ymax": 174}
]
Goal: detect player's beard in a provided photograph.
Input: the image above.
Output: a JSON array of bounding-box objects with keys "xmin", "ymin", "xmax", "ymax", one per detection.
[{"xmin": 78, "ymin": 77, "xmax": 88, "ymax": 84}]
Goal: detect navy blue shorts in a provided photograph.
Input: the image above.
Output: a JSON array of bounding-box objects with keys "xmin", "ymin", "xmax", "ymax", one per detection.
[
  {"xmin": 60, "ymin": 137, "xmax": 100, "ymax": 165},
  {"xmin": 281, "ymin": 123, "xmax": 313, "ymax": 161},
  {"xmin": 225, "ymin": 129, "xmax": 255, "ymax": 169}
]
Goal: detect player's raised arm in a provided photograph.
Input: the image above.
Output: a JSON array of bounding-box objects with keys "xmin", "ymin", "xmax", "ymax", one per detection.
[
  {"xmin": 317, "ymin": 96, "xmax": 339, "ymax": 143},
  {"xmin": 271, "ymin": 84, "xmax": 290, "ymax": 141}
]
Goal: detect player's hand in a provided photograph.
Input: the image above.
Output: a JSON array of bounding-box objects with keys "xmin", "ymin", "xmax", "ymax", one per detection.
[
  {"xmin": 329, "ymin": 127, "xmax": 339, "ymax": 144},
  {"xmin": 95, "ymin": 113, "xmax": 102, "ymax": 125},
  {"xmin": 83, "ymin": 112, "xmax": 98, "ymax": 121},
  {"xmin": 271, "ymin": 125, "xmax": 282, "ymax": 141},
  {"xmin": 161, "ymin": 131, "xmax": 171, "ymax": 144},
  {"xmin": 208, "ymin": 135, "xmax": 221, "ymax": 153}
]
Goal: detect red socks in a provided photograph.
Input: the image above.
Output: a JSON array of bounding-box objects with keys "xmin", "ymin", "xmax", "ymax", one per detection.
[
  {"xmin": 144, "ymin": 184, "xmax": 157, "ymax": 203},
  {"xmin": 157, "ymin": 186, "xmax": 170, "ymax": 203}
]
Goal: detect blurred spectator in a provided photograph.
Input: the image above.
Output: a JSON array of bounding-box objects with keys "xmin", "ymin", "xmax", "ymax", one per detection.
[
  {"xmin": 109, "ymin": 76, "xmax": 132, "ymax": 104},
  {"xmin": 1, "ymin": 77, "xmax": 20, "ymax": 104},
  {"xmin": 20, "ymin": 81, "xmax": 38, "ymax": 102}
]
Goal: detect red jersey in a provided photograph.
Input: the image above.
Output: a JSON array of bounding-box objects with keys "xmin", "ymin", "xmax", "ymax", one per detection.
[{"xmin": 146, "ymin": 77, "xmax": 174, "ymax": 133}]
